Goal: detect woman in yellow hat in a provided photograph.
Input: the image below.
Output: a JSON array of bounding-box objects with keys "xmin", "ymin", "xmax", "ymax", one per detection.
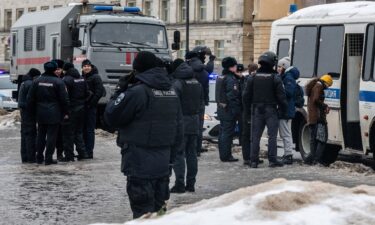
[{"xmin": 305, "ymin": 74, "xmax": 333, "ymax": 165}]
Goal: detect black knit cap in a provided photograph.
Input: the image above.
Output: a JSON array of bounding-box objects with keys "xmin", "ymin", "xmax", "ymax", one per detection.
[
  {"xmin": 81, "ymin": 59, "xmax": 92, "ymax": 68},
  {"xmin": 221, "ymin": 57, "xmax": 237, "ymax": 69},
  {"xmin": 27, "ymin": 68, "xmax": 41, "ymax": 78},
  {"xmin": 132, "ymin": 51, "xmax": 157, "ymax": 73},
  {"xmin": 44, "ymin": 61, "xmax": 58, "ymax": 73},
  {"xmin": 63, "ymin": 62, "xmax": 75, "ymax": 71},
  {"xmin": 52, "ymin": 59, "xmax": 65, "ymax": 69}
]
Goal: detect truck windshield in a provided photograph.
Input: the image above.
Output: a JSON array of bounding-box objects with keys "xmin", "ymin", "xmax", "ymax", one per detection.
[{"xmin": 91, "ymin": 23, "xmax": 167, "ymax": 49}]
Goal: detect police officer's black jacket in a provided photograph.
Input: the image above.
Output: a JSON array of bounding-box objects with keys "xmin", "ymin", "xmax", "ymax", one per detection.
[
  {"xmin": 217, "ymin": 70, "xmax": 242, "ymax": 121},
  {"xmin": 26, "ymin": 72, "xmax": 69, "ymax": 124},
  {"xmin": 171, "ymin": 62, "xmax": 203, "ymax": 135},
  {"xmin": 18, "ymin": 74, "xmax": 35, "ymax": 122},
  {"xmin": 242, "ymin": 67, "xmax": 287, "ymax": 117},
  {"xmin": 104, "ymin": 67, "xmax": 184, "ymax": 179},
  {"xmin": 83, "ymin": 65, "xmax": 104, "ymax": 108},
  {"xmin": 188, "ymin": 57, "xmax": 209, "ymax": 106},
  {"xmin": 63, "ymin": 68, "xmax": 89, "ymax": 111}
]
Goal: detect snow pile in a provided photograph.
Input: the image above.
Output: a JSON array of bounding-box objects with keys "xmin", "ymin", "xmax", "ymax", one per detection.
[
  {"xmin": 329, "ymin": 161, "xmax": 374, "ymax": 175},
  {"xmin": 0, "ymin": 110, "xmax": 20, "ymax": 129},
  {"xmin": 95, "ymin": 129, "xmax": 116, "ymax": 139},
  {"xmin": 92, "ymin": 179, "xmax": 375, "ymax": 225}
]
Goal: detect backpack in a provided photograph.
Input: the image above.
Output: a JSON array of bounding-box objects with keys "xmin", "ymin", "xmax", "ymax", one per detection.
[{"xmin": 295, "ymin": 81, "xmax": 305, "ymax": 108}]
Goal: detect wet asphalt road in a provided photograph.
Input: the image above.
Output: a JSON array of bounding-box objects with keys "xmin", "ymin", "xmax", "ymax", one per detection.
[{"xmin": 1, "ymin": 125, "xmax": 375, "ymax": 225}]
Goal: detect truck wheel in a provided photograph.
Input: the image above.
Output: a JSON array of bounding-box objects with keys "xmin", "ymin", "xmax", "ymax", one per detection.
[{"xmin": 298, "ymin": 118, "xmax": 312, "ymax": 163}]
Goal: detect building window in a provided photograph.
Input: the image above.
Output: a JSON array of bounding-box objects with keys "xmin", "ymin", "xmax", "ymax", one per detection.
[
  {"xmin": 180, "ymin": 0, "xmax": 186, "ymax": 22},
  {"xmin": 198, "ymin": 0, "xmax": 207, "ymax": 21},
  {"xmin": 28, "ymin": 7, "xmax": 37, "ymax": 12},
  {"xmin": 127, "ymin": 0, "xmax": 136, "ymax": 7},
  {"xmin": 178, "ymin": 41, "xmax": 186, "ymax": 58},
  {"xmin": 16, "ymin": 8, "xmax": 24, "ymax": 20},
  {"xmin": 214, "ymin": 40, "xmax": 224, "ymax": 59},
  {"xmin": 36, "ymin": 26, "xmax": 46, "ymax": 51},
  {"xmin": 54, "ymin": 5, "xmax": 63, "ymax": 8},
  {"xmin": 4, "ymin": 9, "xmax": 12, "ymax": 31},
  {"xmin": 40, "ymin": 6, "xmax": 49, "ymax": 11},
  {"xmin": 143, "ymin": 1, "xmax": 152, "ymax": 16},
  {"xmin": 161, "ymin": 0, "xmax": 170, "ymax": 22},
  {"xmin": 24, "ymin": 28, "xmax": 33, "ymax": 52},
  {"xmin": 110, "ymin": 0, "xmax": 121, "ymax": 5},
  {"xmin": 195, "ymin": 40, "xmax": 205, "ymax": 46},
  {"xmin": 216, "ymin": 0, "xmax": 226, "ymax": 19}
]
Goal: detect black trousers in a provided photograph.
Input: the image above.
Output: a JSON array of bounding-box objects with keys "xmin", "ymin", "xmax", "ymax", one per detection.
[
  {"xmin": 20, "ymin": 114, "xmax": 37, "ymax": 162},
  {"xmin": 56, "ymin": 125, "xmax": 63, "ymax": 157},
  {"xmin": 309, "ymin": 124, "xmax": 326, "ymax": 163},
  {"xmin": 241, "ymin": 113, "xmax": 251, "ymax": 162},
  {"xmin": 62, "ymin": 108, "xmax": 86, "ymax": 159},
  {"xmin": 36, "ymin": 124, "xmax": 59, "ymax": 163},
  {"xmin": 126, "ymin": 176, "xmax": 170, "ymax": 219}
]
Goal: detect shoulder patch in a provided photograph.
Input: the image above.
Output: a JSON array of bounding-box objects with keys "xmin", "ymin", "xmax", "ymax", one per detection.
[{"xmin": 114, "ymin": 92, "xmax": 126, "ymax": 105}]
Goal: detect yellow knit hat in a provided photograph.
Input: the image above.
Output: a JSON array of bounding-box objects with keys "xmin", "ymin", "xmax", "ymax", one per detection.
[{"xmin": 320, "ymin": 74, "xmax": 333, "ymax": 87}]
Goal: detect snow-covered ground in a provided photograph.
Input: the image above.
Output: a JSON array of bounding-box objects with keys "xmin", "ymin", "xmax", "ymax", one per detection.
[
  {"xmin": 0, "ymin": 109, "xmax": 20, "ymax": 129},
  {"xmin": 92, "ymin": 179, "xmax": 375, "ymax": 225}
]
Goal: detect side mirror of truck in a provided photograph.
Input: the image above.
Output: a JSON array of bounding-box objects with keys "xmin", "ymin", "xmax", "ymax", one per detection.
[
  {"xmin": 72, "ymin": 40, "xmax": 82, "ymax": 48},
  {"xmin": 172, "ymin": 43, "xmax": 180, "ymax": 51},
  {"xmin": 71, "ymin": 27, "xmax": 79, "ymax": 41},
  {"xmin": 173, "ymin": 30, "xmax": 180, "ymax": 44}
]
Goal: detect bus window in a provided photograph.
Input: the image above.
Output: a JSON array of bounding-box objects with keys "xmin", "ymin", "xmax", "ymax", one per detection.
[
  {"xmin": 363, "ymin": 24, "xmax": 375, "ymax": 81},
  {"xmin": 277, "ymin": 39, "xmax": 290, "ymax": 59},
  {"xmin": 292, "ymin": 26, "xmax": 318, "ymax": 78},
  {"xmin": 317, "ymin": 25, "xmax": 344, "ymax": 78}
]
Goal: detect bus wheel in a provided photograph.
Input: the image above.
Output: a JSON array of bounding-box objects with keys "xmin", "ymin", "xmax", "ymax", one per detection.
[
  {"xmin": 320, "ymin": 144, "xmax": 340, "ymax": 165},
  {"xmin": 298, "ymin": 118, "xmax": 312, "ymax": 163}
]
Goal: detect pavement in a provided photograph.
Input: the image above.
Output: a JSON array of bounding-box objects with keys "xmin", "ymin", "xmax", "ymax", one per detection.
[{"xmin": 1, "ymin": 125, "xmax": 375, "ymax": 225}]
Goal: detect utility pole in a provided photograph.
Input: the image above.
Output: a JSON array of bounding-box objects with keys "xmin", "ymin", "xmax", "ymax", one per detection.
[{"xmin": 186, "ymin": 0, "xmax": 190, "ymax": 51}]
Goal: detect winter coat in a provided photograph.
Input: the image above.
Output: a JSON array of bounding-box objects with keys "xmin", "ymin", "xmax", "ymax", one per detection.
[
  {"xmin": 104, "ymin": 67, "xmax": 184, "ymax": 179},
  {"xmin": 188, "ymin": 57, "xmax": 209, "ymax": 106},
  {"xmin": 26, "ymin": 72, "xmax": 69, "ymax": 124},
  {"xmin": 83, "ymin": 65, "xmax": 104, "ymax": 108},
  {"xmin": 280, "ymin": 67, "xmax": 300, "ymax": 119},
  {"xmin": 171, "ymin": 62, "xmax": 202, "ymax": 135},
  {"xmin": 306, "ymin": 78, "xmax": 327, "ymax": 125},
  {"xmin": 217, "ymin": 70, "xmax": 242, "ymax": 121},
  {"xmin": 18, "ymin": 75, "xmax": 35, "ymax": 123},
  {"xmin": 63, "ymin": 68, "xmax": 89, "ymax": 111}
]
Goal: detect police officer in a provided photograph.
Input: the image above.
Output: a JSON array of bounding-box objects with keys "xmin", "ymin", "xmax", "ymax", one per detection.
[
  {"xmin": 61, "ymin": 63, "xmax": 90, "ymax": 161},
  {"xmin": 82, "ymin": 59, "xmax": 104, "ymax": 159},
  {"xmin": 104, "ymin": 51, "xmax": 183, "ymax": 219},
  {"xmin": 170, "ymin": 58, "xmax": 203, "ymax": 193},
  {"xmin": 27, "ymin": 61, "xmax": 69, "ymax": 165},
  {"xmin": 18, "ymin": 68, "xmax": 41, "ymax": 163},
  {"xmin": 243, "ymin": 51, "xmax": 287, "ymax": 168},
  {"xmin": 217, "ymin": 57, "xmax": 241, "ymax": 162}
]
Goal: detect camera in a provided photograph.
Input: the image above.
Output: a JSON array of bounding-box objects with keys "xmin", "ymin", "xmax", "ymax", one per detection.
[{"xmin": 237, "ymin": 64, "xmax": 244, "ymax": 72}]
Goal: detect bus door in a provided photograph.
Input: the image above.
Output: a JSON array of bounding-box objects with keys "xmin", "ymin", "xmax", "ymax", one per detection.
[
  {"xmin": 10, "ymin": 32, "xmax": 18, "ymax": 75},
  {"xmin": 50, "ymin": 34, "xmax": 60, "ymax": 60},
  {"xmin": 340, "ymin": 33, "xmax": 364, "ymax": 150}
]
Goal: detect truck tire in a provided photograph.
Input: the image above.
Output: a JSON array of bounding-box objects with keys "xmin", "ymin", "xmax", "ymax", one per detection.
[{"xmin": 298, "ymin": 118, "xmax": 312, "ymax": 163}]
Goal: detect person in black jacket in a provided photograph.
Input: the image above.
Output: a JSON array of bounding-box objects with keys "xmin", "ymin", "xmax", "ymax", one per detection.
[
  {"xmin": 82, "ymin": 59, "xmax": 104, "ymax": 159},
  {"xmin": 170, "ymin": 58, "xmax": 203, "ymax": 193},
  {"xmin": 217, "ymin": 57, "xmax": 241, "ymax": 162},
  {"xmin": 61, "ymin": 63, "xmax": 90, "ymax": 161},
  {"xmin": 18, "ymin": 68, "xmax": 41, "ymax": 163},
  {"xmin": 243, "ymin": 51, "xmax": 287, "ymax": 168},
  {"xmin": 27, "ymin": 61, "xmax": 69, "ymax": 165},
  {"xmin": 104, "ymin": 51, "xmax": 183, "ymax": 219}
]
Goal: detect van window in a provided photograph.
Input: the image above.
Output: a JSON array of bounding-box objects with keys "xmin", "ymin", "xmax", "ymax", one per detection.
[
  {"xmin": 12, "ymin": 33, "xmax": 16, "ymax": 56},
  {"xmin": 52, "ymin": 37, "xmax": 57, "ymax": 59},
  {"xmin": 24, "ymin": 28, "xmax": 33, "ymax": 51},
  {"xmin": 363, "ymin": 24, "xmax": 375, "ymax": 81},
  {"xmin": 292, "ymin": 26, "xmax": 318, "ymax": 78},
  {"xmin": 317, "ymin": 26, "xmax": 344, "ymax": 78},
  {"xmin": 277, "ymin": 39, "xmax": 290, "ymax": 59},
  {"xmin": 36, "ymin": 26, "xmax": 46, "ymax": 51}
]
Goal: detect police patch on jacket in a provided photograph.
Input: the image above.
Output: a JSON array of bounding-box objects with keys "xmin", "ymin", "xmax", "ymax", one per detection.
[{"xmin": 115, "ymin": 92, "xmax": 126, "ymax": 105}]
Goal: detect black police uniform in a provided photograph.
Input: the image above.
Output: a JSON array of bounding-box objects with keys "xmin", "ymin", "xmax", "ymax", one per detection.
[
  {"xmin": 62, "ymin": 68, "xmax": 89, "ymax": 161},
  {"xmin": 171, "ymin": 62, "xmax": 203, "ymax": 192},
  {"xmin": 104, "ymin": 67, "xmax": 183, "ymax": 219},
  {"xmin": 27, "ymin": 67, "xmax": 69, "ymax": 165},
  {"xmin": 243, "ymin": 65, "xmax": 287, "ymax": 167},
  {"xmin": 217, "ymin": 70, "xmax": 242, "ymax": 161},
  {"xmin": 18, "ymin": 71, "xmax": 39, "ymax": 163}
]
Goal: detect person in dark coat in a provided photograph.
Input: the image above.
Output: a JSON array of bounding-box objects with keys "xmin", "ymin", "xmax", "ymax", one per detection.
[
  {"xmin": 170, "ymin": 58, "xmax": 203, "ymax": 193},
  {"xmin": 243, "ymin": 51, "xmax": 287, "ymax": 168},
  {"xmin": 104, "ymin": 51, "xmax": 184, "ymax": 219},
  {"xmin": 82, "ymin": 59, "xmax": 104, "ymax": 159},
  {"xmin": 217, "ymin": 57, "xmax": 242, "ymax": 162},
  {"xmin": 18, "ymin": 68, "xmax": 41, "ymax": 163},
  {"xmin": 61, "ymin": 63, "xmax": 90, "ymax": 161},
  {"xmin": 27, "ymin": 61, "xmax": 69, "ymax": 165}
]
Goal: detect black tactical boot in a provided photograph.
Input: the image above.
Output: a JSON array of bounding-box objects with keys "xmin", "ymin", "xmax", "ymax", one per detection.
[
  {"xmin": 170, "ymin": 185, "xmax": 185, "ymax": 194},
  {"xmin": 282, "ymin": 155, "xmax": 293, "ymax": 165},
  {"xmin": 269, "ymin": 159, "xmax": 284, "ymax": 168}
]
